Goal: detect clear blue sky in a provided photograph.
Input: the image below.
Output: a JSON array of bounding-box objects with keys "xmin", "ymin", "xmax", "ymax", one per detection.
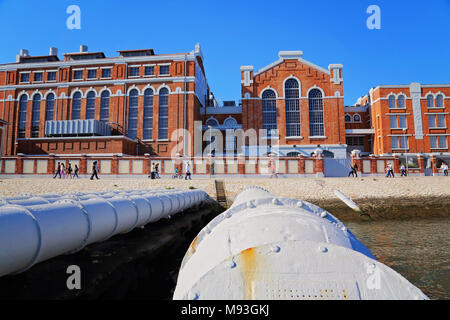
[{"xmin": 0, "ymin": 0, "xmax": 449, "ymax": 105}]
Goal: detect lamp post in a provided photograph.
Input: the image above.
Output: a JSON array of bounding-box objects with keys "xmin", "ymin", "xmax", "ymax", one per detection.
[{"xmin": 402, "ymin": 128, "xmax": 408, "ymax": 174}]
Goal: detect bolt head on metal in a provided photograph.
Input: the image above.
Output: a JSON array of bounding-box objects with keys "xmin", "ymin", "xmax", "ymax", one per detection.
[
  {"xmin": 271, "ymin": 245, "xmax": 281, "ymax": 253},
  {"xmin": 319, "ymin": 246, "xmax": 328, "ymax": 253},
  {"xmin": 228, "ymin": 260, "xmax": 237, "ymax": 269},
  {"xmin": 272, "ymin": 198, "xmax": 281, "ymax": 205},
  {"xmin": 247, "ymin": 201, "xmax": 255, "ymax": 208},
  {"xmin": 320, "ymin": 211, "xmax": 327, "ymax": 218}
]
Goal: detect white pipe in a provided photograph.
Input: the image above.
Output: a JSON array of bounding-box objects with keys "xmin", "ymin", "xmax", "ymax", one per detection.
[
  {"xmin": 173, "ymin": 186, "xmax": 428, "ymax": 300},
  {"xmin": 0, "ymin": 189, "xmax": 207, "ymax": 277}
]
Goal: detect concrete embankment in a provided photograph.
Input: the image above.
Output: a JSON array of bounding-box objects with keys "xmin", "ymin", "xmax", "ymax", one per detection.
[{"xmin": 0, "ymin": 199, "xmax": 224, "ymax": 300}]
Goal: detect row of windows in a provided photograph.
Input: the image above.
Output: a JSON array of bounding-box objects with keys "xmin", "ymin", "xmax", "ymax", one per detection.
[
  {"xmin": 427, "ymin": 94, "xmax": 445, "ymax": 108},
  {"xmin": 345, "ymin": 114, "xmax": 361, "ymax": 123},
  {"xmin": 205, "ymin": 117, "xmax": 238, "ymax": 128},
  {"xmin": 388, "ymin": 94, "xmax": 445, "ymax": 108},
  {"xmin": 261, "ymin": 79, "xmax": 324, "ymax": 137},
  {"xmin": 20, "ymin": 71, "xmax": 57, "ymax": 83},
  {"xmin": 388, "ymin": 114, "xmax": 446, "ymax": 129},
  {"xmin": 18, "ymin": 93, "xmax": 55, "ymax": 138},
  {"xmin": 390, "ymin": 136, "xmax": 447, "ymax": 150},
  {"xmin": 16, "ymin": 88, "xmax": 168, "ymax": 141}
]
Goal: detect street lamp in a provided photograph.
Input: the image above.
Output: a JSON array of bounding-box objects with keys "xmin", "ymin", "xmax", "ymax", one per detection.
[{"xmin": 402, "ymin": 128, "xmax": 408, "ymax": 174}]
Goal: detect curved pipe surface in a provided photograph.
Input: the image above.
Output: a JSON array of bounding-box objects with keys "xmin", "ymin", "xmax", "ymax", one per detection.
[
  {"xmin": 173, "ymin": 186, "xmax": 428, "ymax": 300},
  {"xmin": 0, "ymin": 188, "xmax": 207, "ymax": 277}
]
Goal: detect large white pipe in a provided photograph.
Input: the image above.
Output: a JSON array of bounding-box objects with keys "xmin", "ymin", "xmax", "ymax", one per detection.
[
  {"xmin": 0, "ymin": 189, "xmax": 207, "ymax": 277},
  {"xmin": 173, "ymin": 186, "xmax": 428, "ymax": 300}
]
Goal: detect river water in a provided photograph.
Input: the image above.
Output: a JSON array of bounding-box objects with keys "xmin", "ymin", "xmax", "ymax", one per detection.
[{"xmin": 346, "ymin": 216, "xmax": 450, "ymax": 300}]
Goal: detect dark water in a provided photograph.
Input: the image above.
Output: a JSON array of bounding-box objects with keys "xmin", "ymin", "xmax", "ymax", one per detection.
[{"xmin": 346, "ymin": 217, "xmax": 450, "ymax": 300}]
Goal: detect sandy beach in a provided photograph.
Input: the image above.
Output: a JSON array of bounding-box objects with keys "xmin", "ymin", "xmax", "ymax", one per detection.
[{"xmin": 0, "ymin": 176, "xmax": 448, "ymax": 220}]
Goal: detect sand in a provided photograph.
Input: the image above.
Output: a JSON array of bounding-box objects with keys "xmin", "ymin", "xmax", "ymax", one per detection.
[{"xmin": 0, "ymin": 175, "xmax": 448, "ymax": 203}]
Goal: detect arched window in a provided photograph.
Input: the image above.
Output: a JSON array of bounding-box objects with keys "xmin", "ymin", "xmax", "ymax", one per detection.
[
  {"xmin": 284, "ymin": 79, "xmax": 300, "ymax": 137},
  {"xmin": 31, "ymin": 94, "xmax": 41, "ymax": 137},
  {"xmin": 427, "ymin": 95, "xmax": 434, "ymax": 108},
  {"xmin": 345, "ymin": 114, "xmax": 352, "ymax": 122},
  {"xmin": 223, "ymin": 117, "xmax": 238, "ymax": 128},
  {"xmin": 45, "ymin": 93, "xmax": 55, "ymax": 121},
  {"xmin": 128, "ymin": 89, "xmax": 139, "ymax": 139},
  {"xmin": 100, "ymin": 91, "xmax": 110, "ymax": 123},
  {"xmin": 86, "ymin": 91, "xmax": 96, "ymax": 119},
  {"xmin": 397, "ymin": 95, "xmax": 405, "ymax": 108},
  {"xmin": 262, "ymin": 90, "xmax": 277, "ymax": 137},
  {"xmin": 143, "ymin": 88, "xmax": 154, "ymax": 140},
  {"xmin": 18, "ymin": 95, "xmax": 28, "ymax": 138},
  {"xmin": 158, "ymin": 88, "xmax": 169, "ymax": 140},
  {"xmin": 308, "ymin": 89, "xmax": 324, "ymax": 136},
  {"xmin": 436, "ymin": 94, "xmax": 444, "ymax": 108},
  {"xmin": 353, "ymin": 114, "xmax": 361, "ymax": 122},
  {"xmin": 206, "ymin": 118, "xmax": 219, "ymax": 127},
  {"xmin": 388, "ymin": 95, "xmax": 396, "ymax": 108},
  {"xmin": 72, "ymin": 92, "xmax": 82, "ymax": 120}
]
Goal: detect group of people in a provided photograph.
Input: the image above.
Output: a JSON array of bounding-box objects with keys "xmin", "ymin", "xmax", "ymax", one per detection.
[
  {"xmin": 149, "ymin": 163, "xmax": 161, "ymax": 179},
  {"xmin": 52, "ymin": 161, "xmax": 99, "ymax": 180},
  {"xmin": 172, "ymin": 162, "xmax": 192, "ymax": 180},
  {"xmin": 53, "ymin": 162, "xmax": 79, "ymax": 179},
  {"xmin": 348, "ymin": 163, "xmax": 359, "ymax": 177}
]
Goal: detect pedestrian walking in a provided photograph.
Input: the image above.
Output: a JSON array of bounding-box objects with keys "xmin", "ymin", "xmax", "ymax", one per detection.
[
  {"xmin": 348, "ymin": 164, "xmax": 355, "ymax": 177},
  {"xmin": 386, "ymin": 162, "xmax": 395, "ymax": 178},
  {"xmin": 61, "ymin": 163, "xmax": 66, "ymax": 179},
  {"xmin": 73, "ymin": 164, "xmax": 79, "ymax": 178},
  {"xmin": 53, "ymin": 162, "xmax": 61, "ymax": 179},
  {"xmin": 90, "ymin": 161, "xmax": 99, "ymax": 180},
  {"xmin": 353, "ymin": 163, "xmax": 358, "ymax": 177},
  {"xmin": 442, "ymin": 163, "xmax": 448, "ymax": 176},
  {"xmin": 185, "ymin": 162, "xmax": 192, "ymax": 180},
  {"xmin": 155, "ymin": 163, "xmax": 160, "ymax": 179},
  {"xmin": 67, "ymin": 163, "xmax": 73, "ymax": 179},
  {"xmin": 400, "ymin": 164, "xmax": 407, "ymax": 177},
  {"xmin": 149, "ymin": 163, "xmax": 156, "ymax": 179}
]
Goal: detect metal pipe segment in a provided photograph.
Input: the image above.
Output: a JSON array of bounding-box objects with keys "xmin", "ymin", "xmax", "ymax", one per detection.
[
  {"xmin": 174, "ymin": 186, "xmax": 428, "ymax": 300},
  {"xmin": 0, "ymin": 188, "xmax": 207, "ymax": 277}
]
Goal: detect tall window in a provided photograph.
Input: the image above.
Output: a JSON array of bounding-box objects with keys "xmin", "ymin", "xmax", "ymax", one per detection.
[
  {"xmin": 309, "ymin": 89, "xmax": 324, "ymax": 136},
  {"xmin": 72, "ymin": 92, "xmax": 81, "ymax": 119},
  {"xmin": 86, "ymin": 92, "xmax": 96, "ymax": 119},
  {"xmin": 388, "ymin": 95, "xmax": 396, "ymax": 108},
  {"xmin": 45, "ymin": 93, "xmax": 55, "ymax": 121},
  {"xmin": 100, "ymin": 91, "xmax": 110, "ymax": 123},
  {"xmin": 436, "ymin": 94, "xmax": 444, "ymax": 108},
  {"xmin": 427, "ymin": 95, "xmax": 434, "ymax": 108},
  {"xmin": 397, "ymin": 95, "xmax": 405, "ymax": 108},
  {"xmin": 261, "ymin": 90, "xmax": 277, "ymax": 137},
  {"xmin": 128, "ymin": 89, "xmax": 139, "ymax": 139},
  {"xmin": 143, "ymin": 88, "xmax": 154, "ymax": 140},
  {"xmin": 31, "ymin": 94, "xmax": 41, "ymax": 137},
  {"xmin": 284, "ymin": 79, "xmax": 300, "ymax": 137},
  {"xmin": 18, "ymin": 95, "xmax": 28, "ymax": 138},
  {"xmin": 158, "ymin": 88, "xmax": 169, "ymax": 140}
]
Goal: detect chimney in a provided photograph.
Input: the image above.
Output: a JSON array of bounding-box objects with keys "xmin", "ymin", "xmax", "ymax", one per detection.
[
  {"xmin": 19, "ymin": 49, "xmax": 29, "ymax": 57},
  {"xmin": 80, "ymin": 45, "xmax": 88, "ymax": 53},
  {"xmin": 49, "ymin": 47, "xmax": 58, "ymax": 56}
]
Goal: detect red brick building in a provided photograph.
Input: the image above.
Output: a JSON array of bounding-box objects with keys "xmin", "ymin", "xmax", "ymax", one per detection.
[
  {"xmin": 239, "ymin": 51, "xmax": 347, "ymax": 158},
  {"xmin": 0, "ymin": 44, "xmax": 209, "ymax": 157}
]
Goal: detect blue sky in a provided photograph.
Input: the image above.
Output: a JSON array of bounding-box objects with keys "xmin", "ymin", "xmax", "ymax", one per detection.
[{"xmin": 0, "ymin": 0, "xmax": 449, "ymax": 105}]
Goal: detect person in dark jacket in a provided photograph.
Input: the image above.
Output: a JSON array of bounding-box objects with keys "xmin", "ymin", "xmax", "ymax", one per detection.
[
  {"xmin": 73, "ymin": 164, "xmax": 79, "ymax": 178},
  {"xmin": 90, "ymin": 161, "xmax": 99, "ymax": 180},
  {"xmin": 53, "ymin": 162, "xmax": 61, "ymax": 179}
]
